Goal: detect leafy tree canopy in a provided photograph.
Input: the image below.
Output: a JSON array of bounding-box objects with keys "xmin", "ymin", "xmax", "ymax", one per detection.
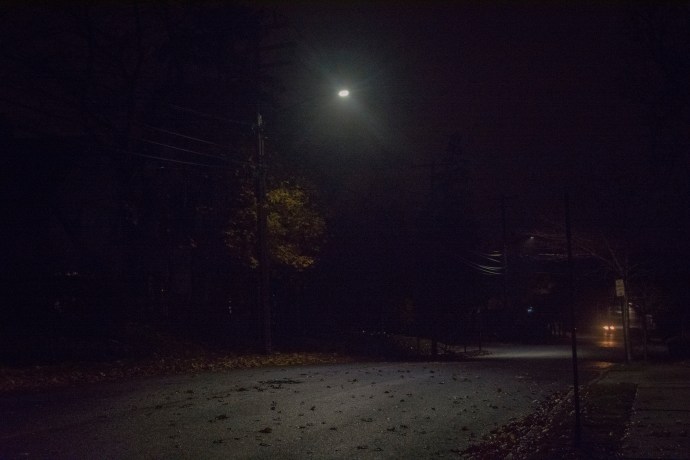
[{"xmin": 226, "ymin": 181, "xmax": 326, "ymax": 271}]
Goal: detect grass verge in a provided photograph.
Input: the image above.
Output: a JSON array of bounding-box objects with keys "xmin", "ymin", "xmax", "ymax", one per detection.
[{"xmin": 460, "ymin": 380, "xmax": 637, "ymax": 459}]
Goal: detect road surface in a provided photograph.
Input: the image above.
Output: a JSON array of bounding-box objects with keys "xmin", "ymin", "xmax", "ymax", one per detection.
[{"xmin": 0, "ymin": 338, "xmax": 622, "ymax": 459}]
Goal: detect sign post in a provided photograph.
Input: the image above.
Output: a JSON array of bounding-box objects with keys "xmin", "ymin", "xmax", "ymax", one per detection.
[
  {"xmin": 565, "ymin": 193, "xmax": 581, "ymax": 447},
  {"xmin": 615, "ymin": 279, "xmax": 625, "ymax": 297},
  {"xmin": 616, "ymin": 279, "xmax": 631, "ymax": 362}
]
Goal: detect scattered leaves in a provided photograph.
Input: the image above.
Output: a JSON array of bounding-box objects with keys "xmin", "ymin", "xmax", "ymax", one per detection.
[
  {"xmin": 460, "ymin": 383, "xmax": 638, "ymax": 459},
  {"xmin": 0, "ymin": 351, "xmax": 353, "ymax": 394}
]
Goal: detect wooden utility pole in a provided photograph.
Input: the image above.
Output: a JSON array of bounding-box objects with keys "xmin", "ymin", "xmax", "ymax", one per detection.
[
  {"xmin": 256, "ymin": 111, "xmax": 271, "ymax": 354},
  {"xmin": 255, "ymin": 14, "xmax": 270, "ymax": 355},
  {"xmin": 565, "ymin": 192, "xmax": 581, "ymax": 447},
  {"xmin": 253, "ymin": 10, "xmax": 293, "ymax": 355}
]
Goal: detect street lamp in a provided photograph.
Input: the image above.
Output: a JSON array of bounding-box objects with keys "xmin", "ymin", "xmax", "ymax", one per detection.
[{"xmin": 256, "ymin": 89, "xmax": 349, "ymax": 354}]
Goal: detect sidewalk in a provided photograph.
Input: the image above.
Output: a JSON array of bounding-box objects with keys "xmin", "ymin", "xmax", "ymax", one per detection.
[{"xmin": 599, "ymin": 360, "xmax": 690, "ymax": 459}]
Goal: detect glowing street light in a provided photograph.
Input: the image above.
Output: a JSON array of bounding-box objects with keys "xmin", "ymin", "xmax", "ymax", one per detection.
[{"xmin": 338, "ymin": 89, "xmax": 350, "ymax": 98}]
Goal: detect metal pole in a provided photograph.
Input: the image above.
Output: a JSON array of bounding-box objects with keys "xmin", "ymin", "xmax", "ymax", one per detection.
[
  {"xmin": 622, "ymin": 289, "xmax": 631, "ymax": 363},
  {"xmin": 477, "ymin": 307, "xmax": 482, "ymax": 352},
  {"xmin": 565, "ymin": 192, "xmax": 581, "ymax": 446},
  {"xmin": 256, "ymin": 112, "xmax": 271, "ymax": 354},
  {"xmin": 501, "ymin": 195, "xmax": 508, "ymax": 311}
]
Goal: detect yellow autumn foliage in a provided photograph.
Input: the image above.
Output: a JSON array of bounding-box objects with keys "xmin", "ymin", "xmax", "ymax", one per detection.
[{"xmin": 226, "ymin": 182, "xmax": 326, "ymax": 271}]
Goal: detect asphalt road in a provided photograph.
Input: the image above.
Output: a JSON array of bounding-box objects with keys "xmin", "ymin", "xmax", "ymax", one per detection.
[{"xmin": 0, "ymin": 338, "xmax": 623, "ymax": 459}]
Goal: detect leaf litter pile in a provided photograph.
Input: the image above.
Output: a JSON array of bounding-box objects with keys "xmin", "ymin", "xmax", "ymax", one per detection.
[
  {"xmin": 460, "ymin": 382, "xmax": 637, "ymax": 459},
  {"xmin": 0, "ymin": 335, "xmax": 355, "ymax": 394},
  {"xmin": 0, "ymin": 351, "xmax": 356, "ymax": 393},
  {"xmin": 0, "ymin": 329, "xmax": 478, "ymax": 394}
]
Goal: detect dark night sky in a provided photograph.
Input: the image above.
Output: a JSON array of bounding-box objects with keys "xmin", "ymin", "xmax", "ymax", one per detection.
[
  {"xmin": 262, "ymin": 2, "xmax": 671, "ymax": 241},
  {"xmin": 1, "ymin": 1, "xmax": 687, "ymax": 255},
  {"xmin": 1, "ymin": 1, "xmax": 689, "ymax": 340}
]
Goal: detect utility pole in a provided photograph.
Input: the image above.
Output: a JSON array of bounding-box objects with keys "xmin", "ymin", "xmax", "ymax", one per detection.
[
  {"xmin": 429, "ymin": 159, "xmax": 439, "ymax": 357},
  {"xmin": 253, "ymin": 10, "xmax": 293, "ymax": 355},
  {"xmin": 254, "ymin": 13, "xmax": 270, "ymax": 355},
  {"xmin": 256, "ymin": 111, "xmax": 271, "ymax": 354},
  {"xmin": 616, "ymin": 278, "xmax": 631, "ymax": 363},
  {"xmin": 623, "ymin": 290, "xmax": 631, "ymax": 362},
  {"xmin": 565, "ymin": 192, "xmax": 581, "ymax": 447},
  {"xmin": 412, "ymin": 156, "xmax": 463, "ymax": 356},
  {"xmin": 411, "ymin": 159, "xmax": 440, "ymax": 356},
  {"xmin": 501, "ymin": 195, "xmax": 509, "ymax": 311}
]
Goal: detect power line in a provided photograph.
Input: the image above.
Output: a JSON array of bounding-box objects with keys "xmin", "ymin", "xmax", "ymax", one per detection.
[
  {"xmin": 457, "ymin": 255, "xmax": 504, "ymax": 276},
  {"xmin": 140, "ymin": 123, "xmax": 227, "ymax": 148},
  {"xmin": 467, "ymin": 250, "xmax": 504, "ymax": 264},
  {"xmin": 168, "ymin": 104, "xmax": 251, "ymax": 128},
  {"xmin": 136, "ymin": 125, "xmax": 254, "ymax": 167},
  {"xmin": 0, "ymin": 96, "xmax": 254, "ymax": 168},
  {"xmin": 120, "ymin": 149, "xmax": 228, "ymax": 169},
  {"xmin": 135, "ymin": 138, "xmax": 252, "ymax": 167},
  {"xmin": 139, "ymin": 138, "xmax": 227, "ymax": 162}
]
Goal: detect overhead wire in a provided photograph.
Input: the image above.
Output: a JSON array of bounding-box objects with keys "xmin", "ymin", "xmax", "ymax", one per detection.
[
  {"xmin": 135, "ymin": 124, "xmax": 254, "ymax": 167},
  {"xmin": 138, "ymin": 138, "xmax": 227, "ymax": 162},
  {"xmin": 140, "ymin": 123, "xmax": 227, "ymax": 147},
  {"xmin": 467, "ymin": 249, "xmax": 504, "ymax": 264},
  {"xmin": 168, "ymin": 104, "xmax": 252, "ymax": 127},
  {"xmin": 120, "ymin": 149, "xmax": 229, "ymax": 169},
  {"xmin": 136, "ymin": 138, "xmax": 252, "ymax": 167},
  {"xmin": 456, "ymin": 254, "xmax": 504, "ymax": 276},
  {"xmin": 0, "ymin": 95, "xmax": 255, "ymax": 169}
]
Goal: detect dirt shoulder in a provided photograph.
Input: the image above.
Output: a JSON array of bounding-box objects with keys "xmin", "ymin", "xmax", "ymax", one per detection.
[{"xmin": 460, "ymin": 369, "xmax": 638, "ymax": 459}]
